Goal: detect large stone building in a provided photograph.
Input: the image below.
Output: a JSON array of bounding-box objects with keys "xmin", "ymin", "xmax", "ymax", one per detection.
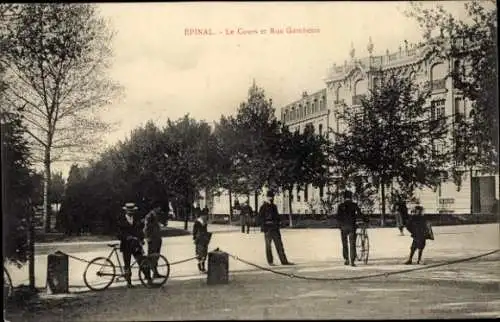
[
  {"xmin": 208, "ymin": 38, "xmax": 498, "ymax": 216},
  {"xmin": 280, "ymin": 38, "xmax": 498, "ymax": 215}
]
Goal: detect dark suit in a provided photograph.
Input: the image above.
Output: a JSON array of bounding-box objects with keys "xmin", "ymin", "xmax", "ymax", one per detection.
[
  {"xmin": 406, "ymin": 215, "xmax": 428, "ymax": 250},
  {"xmin": 337, "ymin": 199, "xmax": 364, "ymax": 264},
  {"xmin": 193, "ymin": 218, "xmax": 211, "ymax": 262},
  {"xmin": 240, "ymin": 204, "xmax": 253, "ymax": 233},
  {"xmin": 117, "ymin": 214, "xmax": 149, "ymax": 283},
  {"xmin": 258, "ymin": 202, "xmax": 289, "ymax": 265}
]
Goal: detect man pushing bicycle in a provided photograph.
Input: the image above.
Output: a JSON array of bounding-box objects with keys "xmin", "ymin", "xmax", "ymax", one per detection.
[{"xmin": 118, "ymin": 202, "xmax": 152, "ymax": 288}]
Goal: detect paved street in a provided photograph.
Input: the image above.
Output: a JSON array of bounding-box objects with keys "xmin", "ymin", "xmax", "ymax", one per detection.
[
  {"xmin": 7, "ymin": 223, "xmax": 499, "ymax": 290},
  {"xmin": 5, "ymin": 223, "xmax": 500, "ymax": 320}
]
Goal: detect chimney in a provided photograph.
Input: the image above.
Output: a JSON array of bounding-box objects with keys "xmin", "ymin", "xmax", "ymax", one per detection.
[{"xmin": 302, "ymin": 91, "xmax": 308, "ymax": 98}]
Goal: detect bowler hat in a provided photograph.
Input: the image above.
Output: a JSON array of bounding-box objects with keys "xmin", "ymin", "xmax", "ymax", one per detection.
[
  {"xmin": 122, "ymin": 202, "xmax": 138, "ymax": 211},
  {"xmin": 266, "ymin": 190, "xmax": 275, "ymax": 198}
]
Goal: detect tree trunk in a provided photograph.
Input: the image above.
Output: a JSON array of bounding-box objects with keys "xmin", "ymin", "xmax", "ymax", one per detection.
[
  {"xmin": 469, "ymin": 167, "xmax": 473, "ymax": 214},
  {"xmin": 43, "ymin": 147, "xmax": 51, "ymax": 233},
  {"xmin": 254, "ymin": 191, "xmax": 258, "ymax": 217},
  {"xmin": 381, "ymin": 182, "xmax": 386, "ymax": 227},
  {"xmin": 27, "ymin": 203, "xmax": 35, "ymax": 291},
  {"xmin": 228, "ymin": 188, "xmax": 233, "ymax": 225},
  {"xmin": 288, "ymin": 188, "xmax": 293, "ymax": 228}
]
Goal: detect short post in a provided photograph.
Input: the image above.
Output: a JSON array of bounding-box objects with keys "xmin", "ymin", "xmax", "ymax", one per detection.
[
  {"xmin": 46, "ymin": 251, "xmax": 69, "ymax": 294},
  {"xmin": 207, "ymin": 248, "xmax": 229, "ymax": 285}
]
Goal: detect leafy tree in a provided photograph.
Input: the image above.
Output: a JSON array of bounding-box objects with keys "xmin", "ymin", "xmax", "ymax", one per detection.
[
  {"xmin": 59, "ymin": 164, "xmax": 88, "ymax": 235},
  {"xmin": 405, "ymin": 0, "xmax": 498, "ymax": 175},
  {"xmin": 1, "ymin": 109, "xmax": 33, "ymax": 264},
  {"xmin": 232, "ymin": 82, "xmax": 281, "ymax": 211},
  {"xmin": 213, "ymin": 115, "xmax": 246, "ymax": 218},
  {"xmin": 333, "ymin": 73, "xmax": 449, "ymax": 225},
  {"xmin": 1, "ymin": 4, "xmax": 123, "ymax": 232}
]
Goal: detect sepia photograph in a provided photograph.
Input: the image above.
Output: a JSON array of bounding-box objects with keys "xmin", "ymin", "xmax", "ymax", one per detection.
[{"xmin": 1, "ymin": 1, "xmax": 499, "ymax": 320}]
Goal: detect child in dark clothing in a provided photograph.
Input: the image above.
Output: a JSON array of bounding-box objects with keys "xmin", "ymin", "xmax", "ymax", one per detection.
[
  {"xmin": 193, "ymin": 210, "xmax": 211, "ymax": 273},
  {"xmin": 404, "ymin": 205, "xmax": 431, "ymax": 265}
]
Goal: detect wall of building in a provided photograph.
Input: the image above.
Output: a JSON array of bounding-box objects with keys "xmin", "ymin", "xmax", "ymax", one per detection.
[{"xmin": 207, "ymin": 40, "xmax": 498, "ymax": 216}]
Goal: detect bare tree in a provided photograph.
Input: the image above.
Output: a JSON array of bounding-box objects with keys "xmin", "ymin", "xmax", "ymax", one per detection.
[{"xmin": 1, "ymin": 4, "xmax": 123, "ymax": 232}]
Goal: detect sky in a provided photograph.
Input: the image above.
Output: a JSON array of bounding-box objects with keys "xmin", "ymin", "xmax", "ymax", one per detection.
[{"xmin": 52, "ymin": 1, "xmax": 470, "ymax": 178}]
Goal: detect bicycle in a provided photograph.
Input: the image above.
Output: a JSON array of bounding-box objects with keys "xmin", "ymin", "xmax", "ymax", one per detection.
[
  {"xmin": 355, "ymin": 220, "xmax": 370, "ymax": 264},
  {"xmin": 83, "ymin": 240, "xmax": 170, "ymax": 291}
]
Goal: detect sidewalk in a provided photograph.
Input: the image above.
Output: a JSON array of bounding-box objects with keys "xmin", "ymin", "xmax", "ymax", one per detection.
[
  {"xmin": 8, "ymin": 223, "xmax": 498, "ymax": 294},
  {"xmin": 5, "ymin": 257, "xmax": 500, "ymax": 321}
]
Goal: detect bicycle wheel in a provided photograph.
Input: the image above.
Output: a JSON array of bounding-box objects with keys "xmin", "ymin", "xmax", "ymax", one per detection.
[
  {"xmin": 138, "ymin": 254, "xmax": 170, "ymax": 288},
  {"xmin": 83, "ymin": 257, "xmax": 116, "ymax": 291},
  {"xmin": 4, "ymin": 266, "xmax": 13, "ymax": 298},
  {"xmin": 362, "ymin": 234, "xmax": 370, "ymax": 264},
  {"xmin": 355, "ymin": 233, "xmax": 364, "ymax": 261}
]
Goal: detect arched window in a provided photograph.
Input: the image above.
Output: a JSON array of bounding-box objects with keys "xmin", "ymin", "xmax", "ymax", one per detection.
[
  {"xmin": 431, "ymin": 62, "xmax": 447, "ymax": 81},
  {"xmin": 319, "ymin": 124, "xmax": 323, "ymax": 136},
  {"xmin": 430, "ymin": 62, "xmax": 447, "ymax": 90}
]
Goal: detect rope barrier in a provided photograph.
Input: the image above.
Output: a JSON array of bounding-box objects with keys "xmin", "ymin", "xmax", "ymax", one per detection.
[
  {"xmin": 222, "ymin": 249, "xmax": 500, "ymax": 282},
  {"xmin": 55, "ymin": 250, "xmax": 197, "ymax": 268}
]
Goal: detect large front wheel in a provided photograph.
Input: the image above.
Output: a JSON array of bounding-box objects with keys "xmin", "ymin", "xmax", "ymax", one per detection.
[
  {"xmin": 83, "ymin": 257, "xmax": 116, "ymax": 291},
  {"xmin": 138, "ymin": 254, "xmax": 170, "ymax": 288}
]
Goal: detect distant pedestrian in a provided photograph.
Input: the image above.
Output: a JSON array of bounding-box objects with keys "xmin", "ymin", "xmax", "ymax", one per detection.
[
  {"xmin": 118, "ymin": 202, "xmax": 152, "ymax": 287},
  {"xmin": 258, "ymin": 190, "xmax": 294, "ymax": 266},
  {"xmin": 404, "ymin": 205, "xmax": 433, "ymax": 265},
  {"xmin": 392, "ymin": 200, "xmax": 409, "ymax": 236},
  {"xmin": 240, "ymin": 200, "xmax": 253, "ymax": 234},
  {"xmin": 336, "ymin": 190, "xmax": 367, "ymax": 267},
  {"xmin": 143, "ymin": 206, "xmax": 165, "ymax": 278},
  {"xmin": 233, "ymin": 200, "xmax": 241, "ymax": 225},
  {"xmin": 193, "ymin": 209, "xmax": 211, "ymax": 273}
]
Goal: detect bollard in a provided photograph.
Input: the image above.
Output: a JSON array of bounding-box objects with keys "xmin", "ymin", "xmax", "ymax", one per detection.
[
  {"xmin": 46, "ymin": 252, "xmax": 69, "ymax": 294},
  {"xmin": 207, "ymin": 248, "xmax": 229, "ymax": 285}
]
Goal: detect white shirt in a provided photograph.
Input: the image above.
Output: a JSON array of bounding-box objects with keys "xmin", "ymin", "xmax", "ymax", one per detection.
[{"xmin": 125, "ymin": 214, "xmax": 134, "ymax": 225}]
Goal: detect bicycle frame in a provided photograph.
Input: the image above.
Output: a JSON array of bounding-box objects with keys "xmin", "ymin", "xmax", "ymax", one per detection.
[{"xmin": 97, "ymin": 247, "xmax": 141, "ymax": 279}]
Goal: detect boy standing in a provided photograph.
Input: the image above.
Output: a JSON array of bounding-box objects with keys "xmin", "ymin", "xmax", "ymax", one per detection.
[
  {"xmin": 404, "ymin": 205, "xmax": 432, "ymax": 264},
  {"xmin": 193, "ymin": 210, "xmax": 211, "ymax": 273}
]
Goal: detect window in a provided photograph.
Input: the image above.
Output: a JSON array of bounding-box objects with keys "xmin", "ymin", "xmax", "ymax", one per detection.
[
  {"xmin": 431, "ymin": 99, "xmax": 445, "ymax": 120},
  {"xmin": 432, "ymin": 140, "xmax": 445, "ymax": 157},
  {"xmin": 296, "ymin": 187, "xmax": 301, "ymax": 202},
  {"xmin": 430, "ymin": 62, "xmax": 447, "ymax": 90},
  {"xmin": 454, "ymin": 97, "xmax": 465, "ymax": 116},
  {"xmin": 319, "ymin": 185, "xmax": 324, "ymax": 198},
  {"xmin": 304, "ymin": 185, "xmax": 309, "ymax": 202},
  {"xmin": 319, "ymin": 124, "xmax": 323, "ymax": 136}
]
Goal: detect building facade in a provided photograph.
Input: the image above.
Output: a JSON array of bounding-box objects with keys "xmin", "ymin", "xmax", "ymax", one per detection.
[
  {"xmin": 280, "ymin": 39, "xmax": 498, "ymax": 215},
  {"xmin": 208, "ymin": 38, "xmax": 498, "ymax": 216}
]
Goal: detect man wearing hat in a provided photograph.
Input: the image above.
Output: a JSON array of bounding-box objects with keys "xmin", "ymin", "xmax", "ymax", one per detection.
[
  {"xmin": 258, "ymin": 190, "xmax": 293, "ymax": 266},
  {"xmin": 336, "ymin": 190, "xmax": 367, "ymax": 267},
  {"xmin": 118, "ymin": 202, "xmax": 152, "ymax": 287},
  {"xmin": 143, "ymin": 205, "xmax": 165, "ymax": 278}
]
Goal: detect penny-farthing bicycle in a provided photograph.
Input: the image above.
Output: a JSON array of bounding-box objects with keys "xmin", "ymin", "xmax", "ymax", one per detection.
[
  {"xmin": 355, "ymin": 220, "xmax": 370, "ymax": 264},
  {"xmin": 83, "ymin": 240, "xmax": 170, "ymax": 291}
]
